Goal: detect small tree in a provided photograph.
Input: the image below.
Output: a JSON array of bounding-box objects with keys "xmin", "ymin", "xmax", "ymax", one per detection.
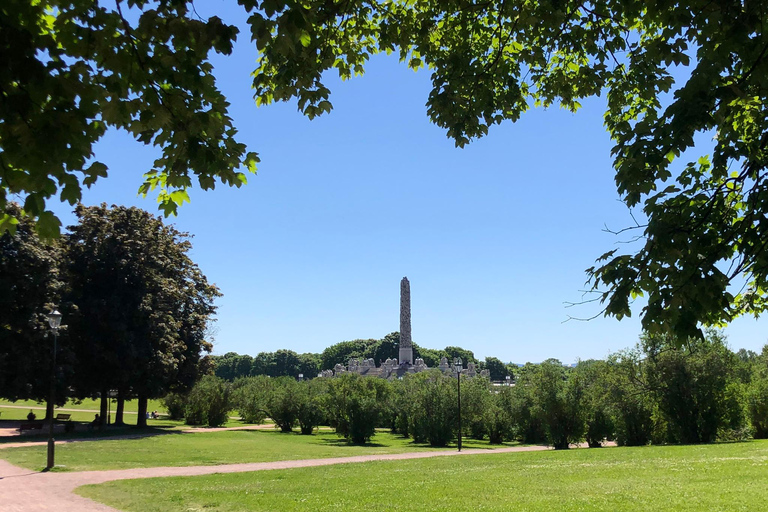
[
  {"xmin": 573, "ymin": 360, "xmax": 614, "ymax": 447},
  {"xmin": 642, "ymin": 331, "xmax": 743, "ymax": 444},
  {"xmin": 161, "ymin": 392, "xmax": 187, "ymax": 421},
  {"xmin": 484, "ymin": 387, "xmax": 515, "ymax": 444},
  {"xmin": 325, "ymin": 374, "xmax": 387, "ymax": 444},
  {"xmin": 529, "ymin": 360, "xmax": 585, "ymax": 449},
  {"xmin": 296, "ymin": 379, "xmax": 327, "ymax": 435},
  {"xmin": 603, "ymin": 350, "xmax": 654, "ymax": 447},
  {"xmin": 231, "ymin": 376, "xmax": 271, "ymax": 424},
  {"xmin": 509, "ymin": 364, "xmax": 547, "ymax": 444},
  {"xmin": 746, "ymin": 347, "xmax": 768, "ymax": 439},
  {"xmin": 404, "ymin": 371, "xmax": 458, "ymax": 447},
  {"xmin": 264, "ymin": 377, "xmax": 300, "ymax": 432},
  {"xmin": 185, "ymin": 376, "xmax": 231, "ymax": 427}
]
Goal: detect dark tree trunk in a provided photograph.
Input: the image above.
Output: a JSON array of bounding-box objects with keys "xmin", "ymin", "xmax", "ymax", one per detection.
[
  {"xmin": 44, "ymin": 400, "xmax": 54, "ymax": 422},
  {"xmin": 99, "ymin": 389, "xmax": 108, "ymax": 428},
  {"xmin": 136, "ymin": 395, "xmax": 148, "ymax": 428},
  {"xmin": 114, "ymin": 388, "xmax": 125, "ymax": 426}
]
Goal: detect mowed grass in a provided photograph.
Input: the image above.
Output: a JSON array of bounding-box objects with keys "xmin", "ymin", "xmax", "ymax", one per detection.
[
  {"xmin": 0, "ymin": 429, "xmax": 516, "ymax": 471},
  {"xmin": 77, "ymin": 441, "xmax": 768, "ymax": 512},
  {"xmin": 0, "ymin": 398, "xmax": 166, "ymax": 415}
]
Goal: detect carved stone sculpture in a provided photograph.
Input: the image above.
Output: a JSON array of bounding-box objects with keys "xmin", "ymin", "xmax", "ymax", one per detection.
[{"xmin": 399, "ymin": 277, "xmax": 414, "ymax": 365}]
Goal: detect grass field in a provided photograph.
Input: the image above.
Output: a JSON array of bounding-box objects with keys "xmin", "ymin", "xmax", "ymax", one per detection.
[
  {"xmin": 77, "ymin": 441, "xmax": 768, "ymax": 512},
  {"xmin": 0, "ymin": 398, "xmax": 166, "ymax": 415},
  {"xmin": 0, "ymin": 429, "xmax": 516, "ymax": 471}
]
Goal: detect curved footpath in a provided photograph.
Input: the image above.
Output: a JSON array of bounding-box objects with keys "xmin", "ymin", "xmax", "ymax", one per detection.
[{"xmin": 0, "ymin": 445, "xmax": 550, "ymax": 512}]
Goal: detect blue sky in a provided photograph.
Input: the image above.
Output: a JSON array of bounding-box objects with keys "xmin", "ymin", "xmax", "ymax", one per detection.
[{"xmin": 48, "ymin": 5, "xmax": 767, "ymax": 364}]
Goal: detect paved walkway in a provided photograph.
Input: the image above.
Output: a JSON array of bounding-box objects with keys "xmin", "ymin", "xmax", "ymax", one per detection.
[{"xmin": 0, "ymin": 445, "xmax": 550, "ymax": 512}]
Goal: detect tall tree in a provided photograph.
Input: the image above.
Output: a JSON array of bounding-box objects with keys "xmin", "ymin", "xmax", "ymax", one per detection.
[
  {"xmin": 65, "ymin": 204, "xmax": 219, "ymax": 427},
  {"xmin": 483, "ymin": 357, "xmax": 509, "ymax": 381},
  {"xmin": 0, "ymin": 203, "xmax": 67, "ymax": 418}
]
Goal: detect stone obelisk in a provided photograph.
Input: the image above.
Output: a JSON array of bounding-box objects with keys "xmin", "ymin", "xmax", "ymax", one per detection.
[{"xmin": 399, "ymin": 277, "xmax": 413, "ymax": 365}]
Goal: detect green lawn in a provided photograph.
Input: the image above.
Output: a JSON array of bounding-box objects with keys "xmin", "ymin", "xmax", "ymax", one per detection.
[
  {"xmin": 0, "ymin": 398, "xmax": 166, "ymax": 415},
  {"xmin": 0, "ymin": 429, "xmax": 516, "ymax": 471},
  {"xmin": 77, "ymin": 441, "xmax": 768, "ymax": 512}
]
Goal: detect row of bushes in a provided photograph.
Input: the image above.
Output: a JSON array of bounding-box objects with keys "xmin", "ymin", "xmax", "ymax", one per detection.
[{"xmin": 165, "ymin": 331, "xmax": 768, "ymax": 449}]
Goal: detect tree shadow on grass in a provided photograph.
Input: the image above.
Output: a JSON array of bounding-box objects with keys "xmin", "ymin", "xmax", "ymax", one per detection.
[
  {"xmin": 236, "ymin": 429, "xmax": 389, "ymax": 448},
  {"xmin": 0, "ymin": 423, "xmax": 186, "ymax": 446}
]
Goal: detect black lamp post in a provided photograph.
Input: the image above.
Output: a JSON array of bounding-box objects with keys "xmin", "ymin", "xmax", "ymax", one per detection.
[
  {"xmin": 298, "ymin": 373, "xmax": 303, "ymax": 382},
  {"xmin": 454, "ymin": 357, "xmax": 462, "ymax": 452},
  {"xmin": 45, "ymin": 309, "xmax": 62, "ymax": 471}
]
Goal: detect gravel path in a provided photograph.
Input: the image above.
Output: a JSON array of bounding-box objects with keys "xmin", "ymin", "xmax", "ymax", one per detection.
[{"xmin": 0, "ymin": 445, "xmax": 550, "ymax": 512}]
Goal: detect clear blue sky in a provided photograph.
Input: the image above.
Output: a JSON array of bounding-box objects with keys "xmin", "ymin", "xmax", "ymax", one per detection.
[{"xmin": 48, "ymin": 4, "xmax": 767, "ymax": 364}]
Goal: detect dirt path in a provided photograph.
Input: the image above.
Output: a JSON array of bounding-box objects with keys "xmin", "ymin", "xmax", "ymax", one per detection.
[{"xmin": 0, "ymin": 445, "xmax": 550, "ymax": 512}]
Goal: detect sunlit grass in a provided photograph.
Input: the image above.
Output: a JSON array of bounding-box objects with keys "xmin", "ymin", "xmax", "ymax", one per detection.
[
  {"xmin": 0, "ymin": 429, "xmax": 517, "ymax": 472},
  {"xmin": 77, "ymin": 441, "xmax": 768, "ymax": 512}
]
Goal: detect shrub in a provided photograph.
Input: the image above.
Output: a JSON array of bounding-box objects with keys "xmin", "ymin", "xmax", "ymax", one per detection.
[
  {"xmin": 264, "ymin": 377, "xmax": 300, "ymax": 432},
  {"xmin": 528, "ymin": 360, "xmax": 584, "ymax": 449},
  {"xmin": 643, "ymin": 332, "xmax": 740, "ymax": 444},
  {"xmin": 404, "ymin": 371, "xmax": 457, "ymax": 447},
  {"xmin": 296, "ymin": 379, "xmax": 327, "ymax": 435},
  {"xmin": 162, "ymin": 392, "xmax": 187, "ymax": 421},
  {"xmin": 325, "ymin": 373, "xmax": 387, "ymax": 444},
  {"xmin": 484, "ymin": 388, "xmax": 515, "ymax": 444},
  {"xmin": 231, "ymin": 376, "xmax": 271, "ymax": 424},
  {"xmin": 746, "ymin": 372, "xmax": 768, "ymax": 438},
  {"xmin": 185, "ymin": 376, "xmax": 231, "ymax": 427}
]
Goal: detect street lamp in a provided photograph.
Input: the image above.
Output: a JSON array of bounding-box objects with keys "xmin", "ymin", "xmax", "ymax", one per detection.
[
  {"xmin": 298, "ymin": 373, "xmax": 303, "ymax": 382},
  {"xmin": 454, "ymin": 357, "xmax": 462, "ymax": 452},
  {"xmin": 45, "ymin": 309, "xmax": 62, "ymax": 471},
  {"xmin": 506, "ymin": 375, "xmax": 511, "ymax": 386}
]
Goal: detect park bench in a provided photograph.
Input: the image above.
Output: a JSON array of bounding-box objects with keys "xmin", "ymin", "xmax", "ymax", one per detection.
[
  {"xmin": 18, "ymin": 422, "xmax": 43, "ymax": 433},
  {"xmin": 55, "ymin": 413, "xmax": 75, "ymax": 432}
]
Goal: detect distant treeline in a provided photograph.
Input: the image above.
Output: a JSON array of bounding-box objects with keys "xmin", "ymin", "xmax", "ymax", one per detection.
[{"xmin": 210, "ymin": 332, "xmax": 517, "ymax": 381}]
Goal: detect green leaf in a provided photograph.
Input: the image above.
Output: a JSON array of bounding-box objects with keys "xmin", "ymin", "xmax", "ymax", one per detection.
[
  {"xmin": 0, "ymin": 213, "xmax": 19, "ymax": 236},
  {"xmin": 36, "ymin": 211, "xmax": 62, "ymax": 239}
]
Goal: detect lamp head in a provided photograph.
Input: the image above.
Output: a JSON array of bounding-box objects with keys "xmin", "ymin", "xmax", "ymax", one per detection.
[{"xmin": 47, "ymin": 309, "xmax": 62, "ymax": 329}]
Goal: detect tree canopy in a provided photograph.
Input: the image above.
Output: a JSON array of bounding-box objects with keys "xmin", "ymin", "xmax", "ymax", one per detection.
[
  {"xmin": 4, "ymin": 1, "xmax": 767, "ymax": 338},
  {"xmin": 65, "ymin": 204, "xmax": 220, "ymax": 424}
]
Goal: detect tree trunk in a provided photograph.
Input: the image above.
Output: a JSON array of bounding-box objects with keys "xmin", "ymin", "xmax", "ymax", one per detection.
[
  {"xmin": 114, "ymin": 388, "xmax": 125, "ymax": 426},
  {"xmin": 136, "ymin": 395, "xmax": 148, "ymax": 428},
  {"xmin": 99, "ymin": 389, "xmax": 108, "ymax": 428},
  {"xmin": 44, "ymin": 399, "xmax": 54, "ymax": 422}
]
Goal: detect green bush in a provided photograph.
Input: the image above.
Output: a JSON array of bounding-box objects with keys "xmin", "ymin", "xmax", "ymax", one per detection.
[
  {"xmin": 746, "ymin": 372, "xmax": 768, "ymax": 438},
  {"xmin": 573, "ymin": 360, "xmax": 614, "ymax": 447},
  {"xmin": 403, "ymin": 371, "xmax": 457, "ymax": 447},
  {"xmin": 527, "ymin": 360, "xmax": 584, "ymax": 449},
  {"xmin": 231, "ymin": 376, "xmax": 271, "ymax": 424},
  {"xmin": 185, "ymin": 375, "xmax": 231, "ymax": 427},
  {"xmin": 296, "ymin": 379, "xmax": 326, "ymax": 435},
  {"xmin": 643, "ymin": 332, "xmax": 742, "ymax": 444},
  {"xmin": 484, "ymin": 388, "xmax": 515, "ymax": 444},
  {"xmin": 325, "ymin": 373, "xmax": 387, "ymax": 444},
  {"xmin": 161, "ymin": 392, "xmax": 187, "ymax": 421},
  {"xmin": 264, "ymin": 377, "xmax": 300, "ymax": 432}
]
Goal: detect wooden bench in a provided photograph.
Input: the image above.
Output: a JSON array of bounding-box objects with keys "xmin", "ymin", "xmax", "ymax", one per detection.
[
  {"xmin": 54, "ymin": 413, "xmax": 71, "ymax": 422},
  {"xmin": 19, "ymin": 422, "xmax": 43, "ymax": 433}
]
